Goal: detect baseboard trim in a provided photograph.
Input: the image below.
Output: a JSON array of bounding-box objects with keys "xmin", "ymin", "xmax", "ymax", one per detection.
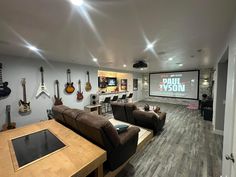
[{"xmin": 213, "ymin": 129, "xmax": 224, "ymax": 136}]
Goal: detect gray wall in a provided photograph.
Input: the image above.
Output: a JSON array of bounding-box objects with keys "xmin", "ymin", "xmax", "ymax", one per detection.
[
  {"xmin": 215, "ymin": 61, "xmax": 228, "ymax": 131},
  {"xmin": 0, "ymin": 55, "xmax": 142, "ymax": 128}
]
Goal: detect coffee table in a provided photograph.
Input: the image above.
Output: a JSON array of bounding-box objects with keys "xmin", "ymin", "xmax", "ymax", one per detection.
[{"xmin": 0, "ymin": 119, "xmax": 106, "ymax": 177}]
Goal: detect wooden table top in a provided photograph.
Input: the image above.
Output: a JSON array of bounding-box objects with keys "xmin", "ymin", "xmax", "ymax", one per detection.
[{"xmin": 0, "ymin": 120, "xmax": 106, "ymax": 177}]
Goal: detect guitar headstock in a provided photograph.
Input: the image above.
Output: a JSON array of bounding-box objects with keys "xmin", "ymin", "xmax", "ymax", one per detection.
[
  {"xmin": 78, "ymin": 80, "xmax": 81, "ymax": 84},
  {"xmin": 87, "ymin": 71, "xmax": 90, "ymax": 76},
  {"xmin": 21, "ymin": 78, "xmax": 26, "ymax": 86},
  {"xmin": 40, "ymin": 66, "xmax": 44, "ymax": 72},
  {"xmin": 67, "ymin": 69, "xmax": 71, "ymax": 74},
  {"xmin": 6, "ymin": 105, "xmax": 10, "ymax": 112},
  {"xmin": 55, "ymin": 80, "xmax": 59, "ymax": 84}
]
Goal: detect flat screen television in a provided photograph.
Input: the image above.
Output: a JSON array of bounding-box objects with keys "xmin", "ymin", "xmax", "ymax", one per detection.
[{"xmin": 107, "ymin": 77, "xmax": 117, "ymax": 87}]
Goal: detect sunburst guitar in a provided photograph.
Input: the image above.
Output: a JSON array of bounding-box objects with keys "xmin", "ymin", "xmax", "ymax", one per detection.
[{"xmin": 65, "ymin": 69, "xmax": 75, "ymax": 94}]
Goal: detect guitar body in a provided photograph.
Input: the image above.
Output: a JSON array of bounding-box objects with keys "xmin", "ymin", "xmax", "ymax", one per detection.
[
  {"xmin": 19, "ymin": 100, "xmax": 31, "ymax": 113},
  {"xmin": 2, "ymin": 122, "xmax": 16, "ymax": 131},
  {"xmin": 65, "ymin": 82, "xmax": 75, "ymax": 94},
  {"xmin": 77, "ymin": 91, "xmax": 83, "ymax": 100},
  {"xmin": 54, "ymin": 95, "xmax": 63, "ymax": 105},
  {"xmin": 0, "ymin": 82, "xmax": 11, "ymax": 97},
  {"xmin": 85, "ymin": 82, "xmax": 92, "ymax": 92}
]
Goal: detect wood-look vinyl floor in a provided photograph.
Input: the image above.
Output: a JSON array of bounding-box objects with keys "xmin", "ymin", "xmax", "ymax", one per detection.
[{"xmin": 114, "ymin": 101, "xmax": 223, "ymax": 177}]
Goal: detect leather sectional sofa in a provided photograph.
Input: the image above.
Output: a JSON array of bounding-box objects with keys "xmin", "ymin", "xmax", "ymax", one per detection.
[
  {"xmin": 52, "ymin": 105, "xmax": 140, "ymax": 171},
  {"xmin": 111, "ymin": 103, "xmax": 166, "ymax": 135}
]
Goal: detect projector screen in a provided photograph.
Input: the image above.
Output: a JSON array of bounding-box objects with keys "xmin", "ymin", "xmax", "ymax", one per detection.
[{"xmin": 149, "ymin": 70, "xmax": 199, "ymax": 99}]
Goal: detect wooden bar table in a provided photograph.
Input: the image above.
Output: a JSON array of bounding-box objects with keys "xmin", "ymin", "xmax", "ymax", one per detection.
[{"xmin": 0, "ymin": 120, "xmax": 106, "ymax": 177}]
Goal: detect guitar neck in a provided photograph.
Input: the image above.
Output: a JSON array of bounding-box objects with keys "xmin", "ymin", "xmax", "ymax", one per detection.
[
  {"xmin": 0, "ymin": 67, "xmax": 3, "ymax": 85},
  {"xmin": 7, "ymin": 112, "xmax": 11, "ymax": 126},
  {"xmin": 41, "ymin": 71, "xmax": 44, "ymax": 85},
  {"xmin": 87, "ymin": 72, "xmax": 90, "ymax": 82},
  {"xmin": 56, "ymin": 83, "xmax": 60, "ymax": 98},
  {"xmin": 23, "ymin": 84, "xmax": 27, "ymax": 102},
  {"xmin": 68, "ymin": 73, "xmax": 71, "ymax": 83}
]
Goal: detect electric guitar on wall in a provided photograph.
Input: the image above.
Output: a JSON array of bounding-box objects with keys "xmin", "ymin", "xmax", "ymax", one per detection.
[
  {"xmin": 77, "ymin": 80, "xmax": 83, "ymax": 101},
  {"xmin": 2, "ymin": 105, "xmax": 16, "ymax": 131},
  {"xmin": 85, "ymin": 71, "xmax": 92, "ymax": 92},
  {"xmin": 0, "ymin": 63, "xmax": 11, "ymax": 97},
  {"xmin": 54, "ymin": 80, "xmax": 63, "ymax": 105},
  {"xmin": 65, "ymin": 69, "xmax": 75, "ymax": 94},
  {"xmin": 19, "ymin": 78, "xmax": 31, "ymax": 113},
  {"xmin": 36, "ymin": 66, "xmax": 50, "ymax": 98}
]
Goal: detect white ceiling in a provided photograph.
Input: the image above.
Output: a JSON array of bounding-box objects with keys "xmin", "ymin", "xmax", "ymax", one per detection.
[{"xmin": 0, "ymin": 0, "xmax": 235, "ymax": 72}]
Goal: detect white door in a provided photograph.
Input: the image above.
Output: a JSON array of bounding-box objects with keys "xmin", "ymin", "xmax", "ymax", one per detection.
[
  {"xmin": 230, "ymin": 103, "xmax": 236, "ymax": 177},
  {"xmin": 222, "ymin": 55, "xmax": 236, "ymax": 177}
]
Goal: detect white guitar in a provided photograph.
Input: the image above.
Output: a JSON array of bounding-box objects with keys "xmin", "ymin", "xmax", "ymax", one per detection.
[
  {"xmin": 36, "ymin": 66, "xmax": 50, "ymax": 98},
  {"xmin": 19, "ymin": 78, "xmax": 31, "ymax": 113}
]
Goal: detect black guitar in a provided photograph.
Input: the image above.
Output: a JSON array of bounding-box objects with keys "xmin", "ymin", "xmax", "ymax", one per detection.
[{"xmin": 0, "ymin": 63, "xmax": 11, "ymax": 97}]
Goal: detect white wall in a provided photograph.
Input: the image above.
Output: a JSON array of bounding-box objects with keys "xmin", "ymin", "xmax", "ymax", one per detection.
[
  {"xmin": 0, "ymin": 56, "xmax": 99, "ymax": 128},
  {"xmin": 0, "ymin": 55, "xmax": 143, "ymax": 128},
  {"xmin": 133, "ymin": 73, "xmax": 143, "ymax": 102}
]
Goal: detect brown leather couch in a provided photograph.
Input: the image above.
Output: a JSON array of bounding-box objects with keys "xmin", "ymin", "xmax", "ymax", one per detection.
[
  {"xmin": 111, "ymin": 103, "xmax": 166, "ymax": 134},
  {"xmin": 52, "ymin": 105, "xmax": 140, "ymax": 171}
]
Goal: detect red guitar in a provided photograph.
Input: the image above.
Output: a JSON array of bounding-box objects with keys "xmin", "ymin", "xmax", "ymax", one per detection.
[{"xmin": 77, "ymin": 80, "xmax": 83, "ymax": 101}]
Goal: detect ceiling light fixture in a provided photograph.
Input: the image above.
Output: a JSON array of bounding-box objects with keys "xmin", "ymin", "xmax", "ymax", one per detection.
[
  {"xmin": 26, "ymin": 45, "xmax": 39, "ymax": 52},
  {"xmin": 168, "ymin": 57, "xmax": 173, "ymax": 61},
  {"xmin": 70, "ymin": 0, "xmax": 84, "ymax": 6},
  {"xmin": 123, "ymin": 64, "xmax": 127, "ymax": 68},
  {"xmin": 93, "ymin": 58, "xmax": 98, "ymax": 62},
  {"xmin": 140, "ymin": 68, "xmax": 144, "ymax": 71},
  {"xmin": 178, "ymin": 63, "xmax": 183, "ymax": 67}
]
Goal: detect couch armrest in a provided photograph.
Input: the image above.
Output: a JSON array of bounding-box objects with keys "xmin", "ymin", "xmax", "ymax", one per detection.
[
  {"xmin": 118, "ymin": 126, "xmax": 140, "ymax": 145},
  {"xmin": 133, "ymin": 110, "xmax": 157, "ymax": 127}
]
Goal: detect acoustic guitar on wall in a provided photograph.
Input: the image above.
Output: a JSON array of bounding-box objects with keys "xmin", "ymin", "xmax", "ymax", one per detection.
[
  {"xmin": 36, "ymin": 66, "xmax": 50, "ymax": 98},
  {"xmin": 54, "ymin": 80, "xmax": 63, "ymax": 105},
  {"xmin": 2, "ymin": 105, "xmax": 16, "ymax": 131},
  {"xmin": 77, "ymin": 80, "xmax": 83, "ymax": 101},
  {"xmin": 65, "ymin": 69, "xmax": 75, "ymax": 94},
  {"xmin": 85, "ymin": 71, "xmax": 92, "ymax": 92},
  {"xmin": 19, "ymin": 78, "xmax": 31, "ymax": 113},
  {"xmin": 0, "ymin": 63, "xmax": 11, "ymax": 98}
]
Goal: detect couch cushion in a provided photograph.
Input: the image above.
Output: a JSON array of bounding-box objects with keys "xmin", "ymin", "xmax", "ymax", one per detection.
[
  {"xmin": 76, "ymin": 113, "xmax": 120, "ymax": 150},
  {"xmin": 111, "ymin": 103, "xmax": 127, "ymax": 122},
  {"xmin": 125, "ymin": 103, "xmax": 138, "ymax": 124},
  {"xmin": 63, "ymin": 109, "xmax": 86, "ymax": 130},
  {"xmin": 52, "ymin": 105, "xmax": 70, "ymax": 123}
]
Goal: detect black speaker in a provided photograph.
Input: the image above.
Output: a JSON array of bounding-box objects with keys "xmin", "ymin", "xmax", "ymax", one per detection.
[{"xmin": 90, "ymin": 94, "xmax": 99, "ymax": 105}]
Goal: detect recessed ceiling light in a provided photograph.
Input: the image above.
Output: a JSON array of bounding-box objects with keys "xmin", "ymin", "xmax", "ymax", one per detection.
[
  {"xmin": 178, "ymin": 63, "xmax": 183, "ymax": 67},
  {"xmin": 140, "ymin": 68, "xmax": 144, "ymax": 70},
  {"xmin": 27, "ymin": 45, "xmax": 39, "ymax": 52},
  {"xmin": 168, "ymin": 57, "xmax": 173, "ymax": 61},
  {"xmin": 70, "ymin": 0, "xmax": 84, "ymax": 6},
  {"xmin": 123, "ymin": 64, "xmax": 127, "ymax": 67},
  {"xmin": 93, "ymin": 58, "xmax": 98, "ymax": 62},
  {"xmin": 146, "ymin": 43, "xmax": 154, "ymax": 50}
]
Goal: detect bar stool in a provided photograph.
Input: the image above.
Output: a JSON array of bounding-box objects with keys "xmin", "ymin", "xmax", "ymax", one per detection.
[
  {"xmin": 101, "ymin": 97, "xmax": 111, "ymax": 114},
  {"xmin": 126, "ymin": 93, "xmax": 133, "ymax": 103},
  {"xmin": 119, "ymin": 94, "xmax": 126, "ymax": 103},
  {"xmin": 111, "ymin": 95, "xmax": 118, "ymax": 102}
]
